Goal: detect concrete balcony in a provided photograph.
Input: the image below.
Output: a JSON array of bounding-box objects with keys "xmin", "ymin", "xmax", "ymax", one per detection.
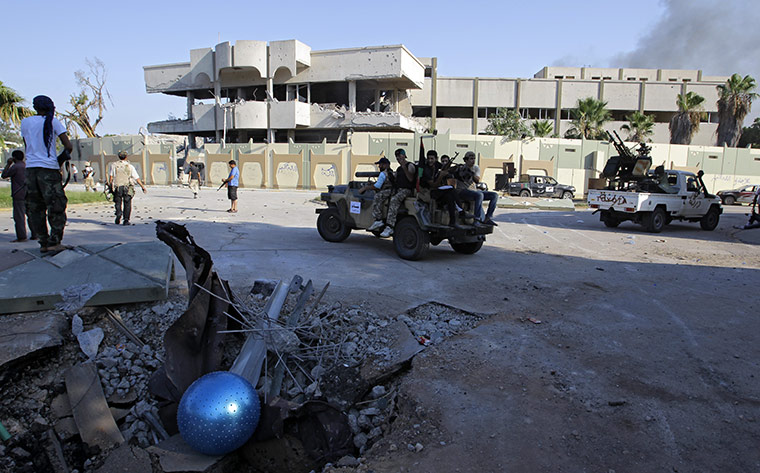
[
  {"xmin": 269, "ymin": 40, "xmax": 311, "ymax": 78},
  {"xmin": 144, "ymin": 62, "xmax": 193, "ymax": 93},
  {"xmin": 146, "ymin": 118, "xmax": 194, "ymax": 134},
  {"xmin": 192, "ymin": 104, "xmax": 218, "ymax": 131},
  {"xmin": 234, "ymin": 101, "xmax": 268, "ymax": 129},
  {"xmin": 271, "ymin": 101, "xmax": 311, "ymax": 129}
]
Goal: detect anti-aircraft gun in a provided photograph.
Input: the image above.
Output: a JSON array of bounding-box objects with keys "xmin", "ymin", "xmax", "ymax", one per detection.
[{"xmin": 601, "ymin": 131, "xmax": 653, "ymax": 191}]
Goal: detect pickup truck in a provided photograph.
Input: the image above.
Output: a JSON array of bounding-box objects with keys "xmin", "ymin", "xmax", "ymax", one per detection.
[
  {"xmin": 587, "ymin": 170, "xmax": 722, "ymax": 233},
  {"xmin": 509, "ymin": 175, "xmax": 575, "ymax": 199}
]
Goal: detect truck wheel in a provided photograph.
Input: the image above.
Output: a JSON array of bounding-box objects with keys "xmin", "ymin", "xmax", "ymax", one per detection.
[
  {"xmin": 562, "ymin": 191, "xmax": 574, "ymax": 200},
  {"xmin": 644, "ymin": 208, "xmax": 666, "ymax": 233},
  {"xmin": 700, "ymin": 206, "xmax": 720, "ymax": 231},
  {"xmin": 723, "ymin": 195, "xmax": 736, "ymax": 206},
  {"xmin": 393, "ymin": 217, "xmax": 430, "ymax": 260},
  {"xmin": 317, "ymin": 208, "xmax": 351, "ymax": 242},
  {"xmin": 450, "ymin": 241, "xmax": 484, "ymax": 254},
  {"xmin": 600, "ymin": 210, "xmax": 620, "ymax": 228},
  {"xmin": 519, "ymin": 190, "xmax": 530, "ymax": 197}
]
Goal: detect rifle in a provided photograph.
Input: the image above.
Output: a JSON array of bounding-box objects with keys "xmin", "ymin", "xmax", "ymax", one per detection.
[{"xmin": 217, "ymin": 181, "xmax": 227, "ymax": 191}]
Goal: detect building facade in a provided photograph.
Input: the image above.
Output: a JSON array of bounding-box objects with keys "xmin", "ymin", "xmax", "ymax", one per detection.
[{"xmin": 145, "ymin": 40, "xmax": 729, "ymax": 146}]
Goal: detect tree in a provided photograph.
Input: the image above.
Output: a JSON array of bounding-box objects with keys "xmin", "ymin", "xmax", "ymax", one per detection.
[
  {"xmin": 716, "ymin": 73, "xmax": 758, "ymax": 147},
  {"xmin": 532, "ymin": 119, "xmax": 555, "ymax": 137},
  {"xmin": 0, "ymin": 81, "xmax": 33, "ymax": 149},
  {"xmin": 738, "ymin": 117, "xmax": 760, "ymax": 148},
  {"xmin": 669, "ymin": 92, "xmax": 704, "ymax": 145},
  {"xmin": 60, "ymin": 57, "xmax": 113, "ymax": 138},
  {"xmin": 620, "ymin": 111, "xmax": 655, "ymax": 142},
  {"xmin": 485, "ymin": 108, "xmax": 531, "ymax": 140},
  {"xmin": 564, "ymin": 97, "xmax": 611, "ymax": 140}
]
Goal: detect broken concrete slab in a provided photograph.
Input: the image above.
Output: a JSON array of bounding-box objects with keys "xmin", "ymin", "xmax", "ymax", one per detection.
[
  {"xmin": 0, "ymin": 242, "xmax": 173, "ymax": 314},
  {"xmin": 0, "ymin": 249, "xmax": 34, "ymax": 272},
  {"xmin": 64, "ymin": 362, "xmax": 124, "ymax": 449},
  {"xmin": 360, "ymin": 320, "xmax": 425, "ymax": 384},
  {"xmin": 0, "ymin": 312, "xmax": 66, "ymax": 367},
  {"xmin": 95, "ymin": 443, "xmax": 152, "ymax": 473},
  {"xmin": 146, "ymin": 434, "xmax": 225, "ymax": 472}
]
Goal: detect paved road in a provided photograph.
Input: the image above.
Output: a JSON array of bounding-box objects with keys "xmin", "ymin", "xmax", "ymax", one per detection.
[{"xmin": 2, "ymin": 186, "xmax": 759, "ymax": 471}]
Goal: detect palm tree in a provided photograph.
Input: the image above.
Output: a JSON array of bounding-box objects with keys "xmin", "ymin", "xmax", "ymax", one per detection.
[
  {"xmin": 621, "ymin": 111, "xmax": 655, "ymax": 142},
  {"xmin": 532, "ymin": 119, "xmax": 554, "ymax": 137},
  {"xmin": 0, "ymin": 81, "xmax": 33, "ymax": 126},
  {"xmin": 669, "ymin": 92, "xmax": 704, "ymax": 145},
  {"xmin": 716, "ymin": 73, "xmax": 758, "ymax": 147},
  {"xmin": 564, "ymin": 97, "xmax": 611, "ymax": 140}
]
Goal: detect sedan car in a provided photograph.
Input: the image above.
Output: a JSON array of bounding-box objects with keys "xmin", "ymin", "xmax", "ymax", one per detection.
[{"xmin": 717, "ymin": 184, "xmax": 758, "ymax": 205}]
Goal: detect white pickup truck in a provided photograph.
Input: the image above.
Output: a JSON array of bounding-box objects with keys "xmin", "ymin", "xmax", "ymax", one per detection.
[{"xmin": 587, "ymin": 170, "xmax": 722, "ymax": 233}]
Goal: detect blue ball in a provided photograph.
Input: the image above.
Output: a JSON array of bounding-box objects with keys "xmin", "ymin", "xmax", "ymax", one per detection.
[{"xmin": 177, "ymin": 371, "xmax": 261, "ymax": 456}]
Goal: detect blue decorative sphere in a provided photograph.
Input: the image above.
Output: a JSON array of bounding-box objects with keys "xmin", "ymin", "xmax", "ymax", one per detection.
[{"xmin": 177, "ymin": 371, "xmax": 261, "ymax": 456}]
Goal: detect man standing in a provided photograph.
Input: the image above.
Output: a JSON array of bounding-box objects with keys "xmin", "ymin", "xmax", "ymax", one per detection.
[
  {"xmin": 108, "ymin": 151, "xmax": 147, "ymax": 226},
  {"xmin": 221, "ymin": 160, "xmax": 239, "ymax": 213},
  {"xmin": 71, "ymin": 163, "xmax": 79, "ymax": 183},
  {"xmin": 21, "ymin": 95, "xmax": 72, "ymax": 254},
  {"xmin": 83, "ymin": 161, "xmax": 95, "ymax": 191},
  {"xmin": 378, "ymin": 149, "xmax": 416, "ymax": 238},
  {"xmin": 359, "ymin": 157, "xmax": 395, "ymax": 231},
  {"xmin": 2, "ymin": 150, "xmax": 33, "ymax": 242},
  {"xmin": 188, "ymin": 161, "xmax": 202, "ymax": 198},
  {"xmin": 454, "ymin": 151, "xmax": 499, "ymax": 226}
]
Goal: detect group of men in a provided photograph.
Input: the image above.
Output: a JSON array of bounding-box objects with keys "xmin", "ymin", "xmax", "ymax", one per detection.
[{"xmin": 359, "ymin": 148, "xmax": 498, "ymax": 237}]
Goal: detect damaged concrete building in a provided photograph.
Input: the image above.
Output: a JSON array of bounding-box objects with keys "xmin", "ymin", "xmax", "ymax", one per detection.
[{"xmin": 144, "ymin": 40, "xmax": 728, "ymax": 146}]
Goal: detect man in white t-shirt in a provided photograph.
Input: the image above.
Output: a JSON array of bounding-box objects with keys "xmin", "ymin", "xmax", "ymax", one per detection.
[{"xmin": 20, "ymin": 95, "xmax": 73, "ymax": 254}]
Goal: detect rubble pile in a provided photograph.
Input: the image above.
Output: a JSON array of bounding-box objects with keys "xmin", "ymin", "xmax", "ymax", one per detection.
[{"xmin": 0, "ymin": 223, "xmax": 488, "ymax": 472}]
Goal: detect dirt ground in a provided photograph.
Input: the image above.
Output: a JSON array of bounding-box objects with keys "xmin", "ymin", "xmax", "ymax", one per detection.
[{"xmin": 1, "ymin": 186, "xmax": 759, "ymax": 472}]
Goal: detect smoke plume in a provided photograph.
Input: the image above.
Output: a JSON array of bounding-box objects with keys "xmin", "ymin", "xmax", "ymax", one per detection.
[{"xmin": 611, "ymin": 0, "xmax": 759, "ymax": 79}]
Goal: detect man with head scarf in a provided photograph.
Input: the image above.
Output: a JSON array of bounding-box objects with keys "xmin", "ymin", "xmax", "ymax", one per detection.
[{"xmin": 20, "ymin": 95, "xmax": 73, "ymax": 254}]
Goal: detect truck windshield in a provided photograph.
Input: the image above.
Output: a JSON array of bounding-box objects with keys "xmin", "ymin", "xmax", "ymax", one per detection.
[{"xmin": 546, "ymin": 177, "xmax": 557, "ymax": 185}]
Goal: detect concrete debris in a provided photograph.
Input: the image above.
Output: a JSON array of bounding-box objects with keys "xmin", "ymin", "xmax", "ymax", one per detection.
[
  {"xmin": 147, "ymin": 434, "xmax": 225, "ymax": 472},
  {"xmin": 64, "ymin": 362, "xmax": 124, "ymax": 449},
  {"xmin": 55, "ymin": 283, "xmax": 102, "ymax": 314},
  {"xmin": 0, "ymin": 312, "xmax": 66, "ymax": 369}
]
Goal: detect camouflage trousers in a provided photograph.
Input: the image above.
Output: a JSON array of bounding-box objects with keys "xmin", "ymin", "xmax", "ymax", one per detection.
[
  {"xmin": 84, "ymin": 176, "xmax": 95, "ymax": 191},
  {"xmin": 371, "ymin": 188, "xmax": 394, "ymax": 221},
  {"xmin": 25, "ymin": 167, "xmax": 68, "ymax": 248},
  {"xmin": 387, "ymin": 188, "xmax": 412, "ymax": 227}
]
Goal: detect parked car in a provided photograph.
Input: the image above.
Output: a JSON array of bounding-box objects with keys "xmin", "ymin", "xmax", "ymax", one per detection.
[
  {"xmin": 508, "ymin": 175, "xmax": 575, "ymax": 199},
  {"xmin": 716, "ymin": 184, "xmax": 759, "ymax": 205}
]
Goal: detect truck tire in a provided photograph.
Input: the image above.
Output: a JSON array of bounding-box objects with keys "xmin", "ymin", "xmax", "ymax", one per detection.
[
  {"xmin": 723, "ymin": 195, "xmax": 736, "ymax": 206},
  {"xmin": 393, "ymin": 217, "xmax": 430, "ymax": 260},
  {"xmin": 643, "ymin": 207, "xmax": 666, "ymax": 233},
  {"xmin": 317, "ymin": 208, "xmax": 351, "ymax": 242},
  {"xmin": 519, "ymin": 190, "xmax": 530, "ymax": 197},
  {"xmin": 562, "ymin": 191, "xmax": 574, "ymax": 200},
  {"xmin": 450, "ymin": 241, "xmax": 484, "ymax": 254},
  {"xmin": 600, "ymin": 210, "xmax": 620, "ymax": 228},
  {"xmin": 700, "ymin": 206, "xmax": 720, "ymax": 231}
]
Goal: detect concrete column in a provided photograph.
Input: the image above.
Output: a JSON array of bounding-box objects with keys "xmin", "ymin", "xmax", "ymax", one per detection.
[
  {"xmin": 348, "ymin": 81, "xmax": 356, "ymax": 113},
  {"xmin": 657, "ymin": 69, "xmax": 663, "ymax": 81},
  {"xmin": 555, "ymin": 79, "xmax": 563, "ymax": 137},
  {"xmin": 186, "ymin": 91, "xmax": 194, "ymax": 121},
  {"xmin": 431, "ymin": 57, "xmax": 438, "ymax": 132},
  {"xmin": 697, "ymin": 70, "xmax": 703, "ymax": 82},
  {"xmin": 214, "ymin": 81, "xmax": 221, "ymax": 142},
  {"xmin": 472, "ymin": 78, "xmax": 479, "ymax": 135},
  {"xmin": 237, "ymin": 87, "xmax": 244, "ymax": 100},
  {"xmin": 267, "ymin": 75, "xmax": 274, "ymax": 143},
  {"xmin": 307, "ymin": 83, "xmax": 311, "ymax": 104},
  {"xmin": 374, "ymin": 89, "xmax": 381, "ymax": 112},
  {"xmin": 599, "ymin": 80, "xmax": 605, "ymax": 100},
  {"xmin": 639, "ymin": 82, "xmax": 646, "ymax": 113},
  {"xmin": 515, "ymin": 79, "xmax": 522, "ymax": 112}
]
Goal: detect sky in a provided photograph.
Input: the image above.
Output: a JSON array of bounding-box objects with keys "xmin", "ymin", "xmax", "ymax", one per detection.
[{"xmin": 3, "ymin": 0, "xmax": 757, "ymax": 136}]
